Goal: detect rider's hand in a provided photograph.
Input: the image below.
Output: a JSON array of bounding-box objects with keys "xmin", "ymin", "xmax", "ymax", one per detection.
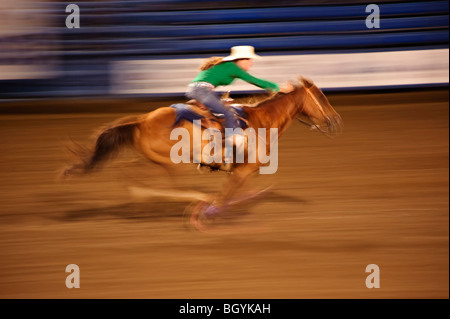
[{"xmin": 279, "ymin": 82, "xmax": 295, "ymax": 93}]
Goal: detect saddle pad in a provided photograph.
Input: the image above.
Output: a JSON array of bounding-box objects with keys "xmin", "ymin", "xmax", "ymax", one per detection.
[
  {"xmin": 170, "ymin": 103, "xmax": 204, "ymax": 126},
  {"xmin": 170, "ymin": 103, "xmax": 247, "ymax": 128}
]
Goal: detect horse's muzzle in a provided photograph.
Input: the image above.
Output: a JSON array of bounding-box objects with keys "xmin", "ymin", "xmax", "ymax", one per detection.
[{"xmin": 327, "ymin": 114, "xmax": 344, "ymax": 135}]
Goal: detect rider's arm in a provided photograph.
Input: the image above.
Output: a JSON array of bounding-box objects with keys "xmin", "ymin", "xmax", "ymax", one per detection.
[{"xmin": 231, "ymin": 63, "xmax": 280, "ymax": 92}]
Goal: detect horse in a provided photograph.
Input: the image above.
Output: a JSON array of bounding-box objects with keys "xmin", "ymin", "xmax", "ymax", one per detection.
[{"xmin": 62, "ymin": 77, "xmax": 343, "ymax": 223}]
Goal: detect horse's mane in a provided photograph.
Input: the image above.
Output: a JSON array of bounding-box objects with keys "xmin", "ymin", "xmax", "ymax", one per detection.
[
  {"xmin": 241, "ymin": 80, "xmax": 304, "ymax": 109},
  {"xmin": 234, "ymin": 80, "xmax": 306, "ymax": 130}
]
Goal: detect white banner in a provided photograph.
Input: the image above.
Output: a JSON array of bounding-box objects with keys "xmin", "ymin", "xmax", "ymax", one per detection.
[{"xmin": 110, "ymin": 48, "xmax": 449, "ymax": 95}]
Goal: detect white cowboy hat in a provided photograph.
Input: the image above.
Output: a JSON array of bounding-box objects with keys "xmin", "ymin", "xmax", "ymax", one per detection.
[{"xmin": 222, "ymin": 45, "xmax": 261, "ymax": 62}]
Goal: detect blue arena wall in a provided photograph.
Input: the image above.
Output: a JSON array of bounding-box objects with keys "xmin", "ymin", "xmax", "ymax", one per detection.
[{"xmin": 0, "ymin": 0, "xmax": 448, "ymax": 98}]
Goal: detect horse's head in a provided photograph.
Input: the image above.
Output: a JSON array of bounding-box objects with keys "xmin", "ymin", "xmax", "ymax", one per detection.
[{"xmin": 296, "ymin": 77, "xmax": 343, "ymax": 137}]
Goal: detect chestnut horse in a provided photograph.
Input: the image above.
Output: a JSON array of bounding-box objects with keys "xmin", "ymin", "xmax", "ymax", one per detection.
[{"xmin": 62, "ymin": 77, "xmax": 342, "ymax": 209}]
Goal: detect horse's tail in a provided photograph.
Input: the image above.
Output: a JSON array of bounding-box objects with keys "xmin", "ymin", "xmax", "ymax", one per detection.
[{"xmin": 61, "ymin": 116, "xmax": 141, "ymax": 178}]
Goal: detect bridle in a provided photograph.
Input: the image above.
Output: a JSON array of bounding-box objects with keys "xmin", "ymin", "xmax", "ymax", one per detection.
[{"xmin": 296, "ymin": 86, "xmax": 333, "ymax": 137}]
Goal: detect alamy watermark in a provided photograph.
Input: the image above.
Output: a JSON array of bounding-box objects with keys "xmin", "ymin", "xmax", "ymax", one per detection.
[
  {"xmin": 64, "ymin": 5, "xmax": 381, "ymax": 32},
  {"xmin": 64, "ymin": 263, "xmax": 380, "ymax": 290},
  {"xmin": 170, "ymin": 120, "xmax": 279, "ymax": 174},
  {"xmin": 65, "ymin": 4, "xmax": 80, "ymax": 29},
  {"xmin": 366, "ymin": 4, "xmax": 380, "ymax": 29},
  {"xmin": 365, "ymin": 264, "xmax": 380, "ymax": 288},
  {"xmin": 65, "ymin": 264, "xmax": 80, "ymax": 288}
]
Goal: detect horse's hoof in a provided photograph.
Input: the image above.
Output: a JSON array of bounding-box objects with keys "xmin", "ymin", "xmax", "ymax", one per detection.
[
  {"xmin": 203, "ymin": 203, "xmax": 221, "ymax": 218},
  {"xmin": 189, "ymin": 201, "xmax": 218, "ymax": 232}
]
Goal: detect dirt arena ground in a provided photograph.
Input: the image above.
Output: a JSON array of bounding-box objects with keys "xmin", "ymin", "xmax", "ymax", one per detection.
[{"xmin": 0, "ymin": 89, "xmax": 448, "ymax": 299}]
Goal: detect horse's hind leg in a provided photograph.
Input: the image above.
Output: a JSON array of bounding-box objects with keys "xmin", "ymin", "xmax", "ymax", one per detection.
[
  {"xmin": 134, "ymin": 136, "xmax": 212, "ymax": 202},
  {"xmin": 136, "ymin": 142, "xmax": 179, "ymax": 186}
]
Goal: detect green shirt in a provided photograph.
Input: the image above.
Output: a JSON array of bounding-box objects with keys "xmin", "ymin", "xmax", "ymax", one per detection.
[{"xmin": 191, "ymin": 61, "xmax": 280, "ymax": 92}]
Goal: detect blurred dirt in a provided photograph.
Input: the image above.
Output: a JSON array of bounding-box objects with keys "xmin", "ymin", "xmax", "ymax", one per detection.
[{"xmin": 0, "ymin": 90, "xmax": 448, "ymax": 298}]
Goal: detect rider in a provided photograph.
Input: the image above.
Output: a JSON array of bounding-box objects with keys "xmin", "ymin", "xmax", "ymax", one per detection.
[{"xmin": 186, "ymin": 45, "xmax": 286, "ymax": 170}]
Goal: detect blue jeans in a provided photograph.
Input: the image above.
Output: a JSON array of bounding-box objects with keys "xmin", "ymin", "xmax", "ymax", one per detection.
[{"xmin": 186, "ymin": 85, "xmax": 237, "ymax": 129}]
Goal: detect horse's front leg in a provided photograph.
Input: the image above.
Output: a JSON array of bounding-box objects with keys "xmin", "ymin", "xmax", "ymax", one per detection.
[
  {"xmin": 197, "ymin": 163, "xmax": 260, "ymax": 220},
  {"xmin": 214, "ymin": 164, "xmax": 258, "ymax": 206}
]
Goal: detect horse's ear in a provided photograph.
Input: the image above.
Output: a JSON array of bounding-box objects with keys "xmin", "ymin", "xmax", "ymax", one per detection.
[{"xmin": 298, "ymin": 76, "xmax": 314, "ymax": 88}]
